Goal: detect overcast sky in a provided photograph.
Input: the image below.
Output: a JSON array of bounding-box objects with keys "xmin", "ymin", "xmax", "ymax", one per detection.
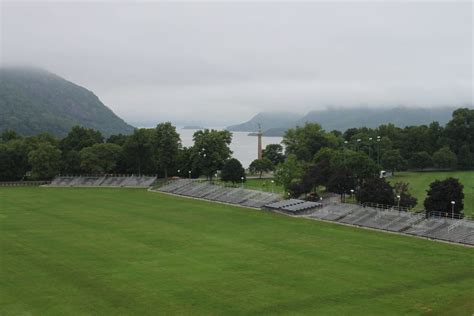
[{"xmin": 1, "ymin": 1, "xmax": 472, "ymax": 127}]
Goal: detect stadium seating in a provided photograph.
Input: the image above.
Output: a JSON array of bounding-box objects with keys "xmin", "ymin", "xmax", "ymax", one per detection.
[
  {"xmin": 309, "ymin": 203, "xmax": 359, "ymax": 221},
  {"xmin": 157, "ymin": 179, "xmax": 280, "ymax": 208},
  {"xmin": 263, "ymin": 199, "xmax": 322, "ymax": 215},
  {"xmin": 49, "ymin": 175, "xmax": 157, "ymax": 188},
  {"xmin": 306, "ymin": 203, "xmax": 474, "ymax": 245},
  {"xmin": 404, "ymin": 217, "xmax": 474, "ymax": 245}
]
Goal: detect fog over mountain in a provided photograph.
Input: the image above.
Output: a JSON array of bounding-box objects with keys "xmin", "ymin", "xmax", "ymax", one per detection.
[{"xmin": 1, "ymin": 2, "xmax": 472, "ymax": 127}]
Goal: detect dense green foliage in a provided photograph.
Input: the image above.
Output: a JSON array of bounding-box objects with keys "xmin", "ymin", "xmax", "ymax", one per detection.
[
  {"xmin": 155, "ymin": 122, "xmax": 181, "ymax": 179},
  {"xmin": 221, "ymin": 158, "xmax": 246, "ymax": 184},
  {"xmin": 262, "ymin": 143, "xmax": 285, "ymax": 166},
  {"xmin": 273, "ymin": 109, "xmax": 472, "ymax": 207},
  {"xmin": 79, "ymin": 143, "xmax": 123, "ymax": 174},
  {"xmin": 357, "ymin": 177, "xmax": 396, "ymax": 205},
  {"xmin": 1, "ymin": 188, "xmax": 473, "ymax": 315},
  {"xmin": 424, "ymin": 178, "xmax": 465, "ymax": 216},
  {"xmin": 248, "ymin": 158, "xmax": 274, "ymax": 178},
  {"xmin": 0, "ymin": 67, "xmax": 134, "ymax": 137},
  {"xmin": 0, "ymin": 125, "xmax": 236, "ymax": 181},
  {"xmin": 191, "ymin": 129, "xmax": 233, "ymax": 180}
]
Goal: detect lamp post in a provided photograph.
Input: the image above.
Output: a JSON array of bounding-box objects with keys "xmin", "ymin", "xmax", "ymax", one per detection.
[
  {"xmin": 356, "ymin": 138, "xmax": 361, "ymax": 151},
  {"xmin": 368, "ymin": 137, "xmax": 373, "ymax": 159},
  {"xmin": 188, "ymin": 170, "xmax": 191, "ymax": 179},
  {"xmin": 343, "ymin": 140, "xmax": 348, "ymax": 165},
  {"xmin": 397, "ymin": 195, "xmax": 401, "ymax": 212},
  {"xmin": 451, "ymin": 201, "xmax": 455, "ymax": 219},
  {"xmin": 350, "ymin": 189, "xmax": 354, "ymax": 202},
  {"xmin": 376, "ymin": 136, "xmax": 381, "ymax": 165},
  {"xmin": 241, "ymin": 176, "xmax": 244, "ymax": 188},
  {"xmin": 271, "ymin": 180, "xmax": 274, "ymax": 194}
]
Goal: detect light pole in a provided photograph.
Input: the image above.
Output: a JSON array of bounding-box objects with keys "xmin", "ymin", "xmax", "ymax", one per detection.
[
  {"xmin": 356, "ymin": 139, "xmax": 361, "ymax": 151},
  {"xmin": 271, "ymin": 180, "xmax": 274, "ymax": 194},
  {"xmin": 350, "ymin": 189, "xmax": 354, "ymax": 202},
  {"xmin": 241, "ymin": 176, "xmax": 244, "ymax": 188},
  {"xmin": 188, "ymin": 170, "xmax": 191, "ymax": 179},
  {"xmin": 377, "ymin": 136, "xmax": 382, "ymax": 164},
  {"xmin": 343, "ymin": 140, "xmax": 348, "ymax": 165},
  {"xmin": 397, "ymin": 195, "xmax": 401, "ymax": 212},
  {"xmin": 368, "ymin": 137, "xmax": 373, "ymax": 159},
  {"xmin": 177, "ymin": 169, "xmax": 180, "ymax": 178},
  {"xmin": 451, "ymin": 201, "xmax": 455, "ymax": 219}
]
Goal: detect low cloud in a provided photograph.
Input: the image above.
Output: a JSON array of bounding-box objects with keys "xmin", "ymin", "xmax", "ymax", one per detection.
[{"xmin": 2, "ymin": 1, "xmax": 472, "ymax": 126}]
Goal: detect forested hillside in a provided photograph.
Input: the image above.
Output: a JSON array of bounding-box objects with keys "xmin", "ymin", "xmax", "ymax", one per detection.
[{"xmin": 0, "ymin": 67, "xmax": 134, "ymax": 137}]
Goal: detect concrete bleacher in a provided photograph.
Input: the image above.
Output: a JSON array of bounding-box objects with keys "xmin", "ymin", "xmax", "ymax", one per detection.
[
  {"xmin": 49, "ymin": 175, "xmax": 157, "ymax": 188},
  {"xmin": 404, "ymin": 217, "xmax": 474, "ymax": 245},
  {"xmin": 309, "ymin": 203, "xmax": 359, "ymax": 221},
  {"xmin": 157, "ymin": 179, "xmax": 280, "ymax": 208},
  {"xmin": 265, "ymin": 199, "xmax": 322, "ymax": 215},
  {"xmin": 305, "ymin": 203, "xmax": 474, "ymax": 245}
]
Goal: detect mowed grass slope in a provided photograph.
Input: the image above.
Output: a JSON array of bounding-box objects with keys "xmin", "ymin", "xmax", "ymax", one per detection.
[
  {"xmin": 389, "ymin": 171, "xmax": 474, "ymax": 215},
  {"xmin": 1, "ymin": 188, "xmax": 473, "ymax": 315}
]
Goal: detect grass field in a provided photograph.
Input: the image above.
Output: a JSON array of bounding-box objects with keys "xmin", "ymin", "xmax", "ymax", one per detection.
[
  {"xmin": 1, "ymin": 187, "xmax": 473, "ymax": 315},
  {"xmin": 389, "ymin": 171, "xmax": 474, "ymax": 215},
  {"xmin": 245, "ymin": 178, "xmax": 285, "ymax": 193}
]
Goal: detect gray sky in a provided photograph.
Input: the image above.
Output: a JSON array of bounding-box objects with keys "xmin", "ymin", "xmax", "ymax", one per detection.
[{"xmin": 1, "ymin": 1, "xmax": 472, "ymax": 127}]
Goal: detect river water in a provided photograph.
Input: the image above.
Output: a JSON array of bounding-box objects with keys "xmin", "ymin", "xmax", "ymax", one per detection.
[{"xmin": 178, "ymin": 128, "xmax": 283, "ymax": 168}]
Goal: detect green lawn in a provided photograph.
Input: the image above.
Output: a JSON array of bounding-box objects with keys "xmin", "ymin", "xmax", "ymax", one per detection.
[
  {"xmin": 389, "ymin": 171, "xmax": 474, "ymax": 216},
  {"xmin": 1, "ymin": 188, "xmax": 473, "ymax": 315},
  {"xmin": 244, "ymin": 178, "xmax": 285, "ymax": 193}
]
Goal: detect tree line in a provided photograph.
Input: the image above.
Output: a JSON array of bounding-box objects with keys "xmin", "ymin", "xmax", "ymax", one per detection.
[
  {"xmin": 0, "ymin": 123, "xmax": 240, "ymax": 182},
  {"xmin": 254, "ymin": 107, "xmax": 470, "ymax": 216}
]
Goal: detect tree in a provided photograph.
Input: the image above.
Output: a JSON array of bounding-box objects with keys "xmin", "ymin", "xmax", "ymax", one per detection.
[
  {"xmin": 28, "ymin": 143, "xmax": 61, "ymax": 179},
  {"xmin": 287, "ymin": 182, "xmax": 306, "ymax": 198},
  {"xmin": 409, "ymin": 151, "xmax": 433, "ymax": 170},
  {"xmin": 357, "ymin": 177, "xmax": 396, "ymax": 205},
  {"xmin": 107, "ymin": 134, "xmax": 129, "ymax": 146},
  {"xmin": 301, "ymin": 160, "xmax": 332, "ymax": 192},
  {"xmin": 457, "ymin": 145, "xmax": 473, "ymax": 170},
  {"xmin": 80, "ymin": 143, "xmax": 123, "ymax": 174},
  {"xmin": 221, "ymin": 158, "xmax": 246, "ymax": 184},
  {"xmin": 0, "ymin": 139, "xmax": 31, "ymax": 181},
  {"xmin": 249, "ymin": 158, "xmax": 274, "ymax": 178},
  {"xmin": 123, "ymin": 128, "xmax": 155, "ymax": 175},
  {"xmin": 333, "ymin": 150, "xmax": 379, "ymax": 183},
  {"xmin": 393, "ymin": 182, "xmax": 417, "ymax": 209},
  {"xmin": 381, "ymin": 149, "xmax": 404, "ymax": 175},
  {"xmin": 262, "ymin": 144, "xmax": 285, "ymax": 166},
  {"xmin": 155, "ymin": 123, "xmax": 181, "ymax": 179},
  {"xmin": 60, "ymin": 126, "xmax": 103, "ymax": 173},
  {"xmin": 191, "ymin": 129, "xmax": 232, "ymax": 179},
  {"xmin": 60, "ymin": 126, "xmax": 103, "ymax": 152},
  {"xmin": 1, "ymin": 129, "xmax": 21, "ymax": 142},
  {"xmin": 433, "ymin": 147, "xmax": 457, "ymax": 169},
  {"xmin": 424, "ymin": 178, "xmax": 464, "ymax": 216},
  {"xmin": 326, "ymin": 167, "xmax": 357, "ymax": 201},
  {"xmin": 282, "ymin": 123, "xmax": 337, "ymax": 162},
  {"xmin": 61, "ymin": 150, "xmax": 82, "ymax": 174},
  {"xmin": 445, "ymin": 108, "xmax": 474, "ymax": 154},
  {"xmin": 274, "ymin": 154, "xmax": 304, "ymax": 193}
]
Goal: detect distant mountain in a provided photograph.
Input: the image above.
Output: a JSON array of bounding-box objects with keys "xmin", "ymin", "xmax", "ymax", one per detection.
[
  {"xmin": 227, "ymin": 106, "xmax": 464, "ymax": 136},
  {"xmin": 226, "ymin": 112, "xmax": 301, "ymax": 132},
  {"xmin": 0, "ymin": 67, "xmax": 134, "ymax": 137}
]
